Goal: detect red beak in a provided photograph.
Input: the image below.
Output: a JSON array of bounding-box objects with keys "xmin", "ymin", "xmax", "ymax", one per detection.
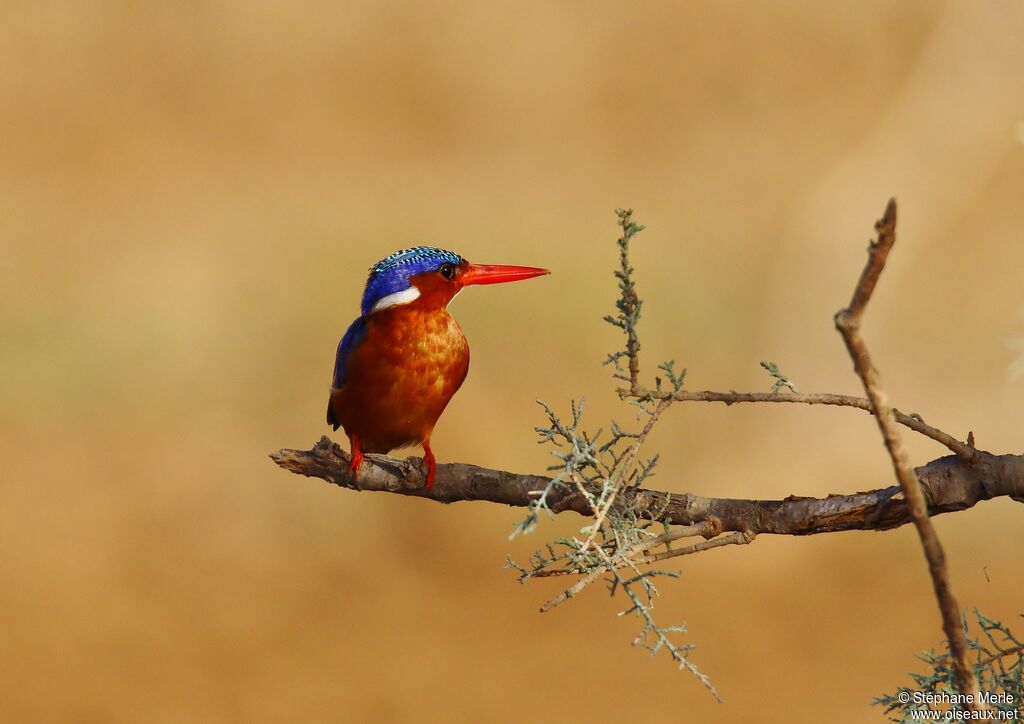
[{"xmin": 460, "ymin": 263, "xmax": 550, "ymax": 286}]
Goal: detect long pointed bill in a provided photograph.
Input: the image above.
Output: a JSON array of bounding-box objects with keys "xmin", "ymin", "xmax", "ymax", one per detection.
[{"xmin": 460, "ymin": 263, "xmax": 550, "ymax": 286}]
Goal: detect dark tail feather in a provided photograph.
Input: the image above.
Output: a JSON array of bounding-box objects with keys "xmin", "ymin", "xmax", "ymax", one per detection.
[{"xmin": 326, "ymin": 397, "xmax": 340, "ymax": 431}]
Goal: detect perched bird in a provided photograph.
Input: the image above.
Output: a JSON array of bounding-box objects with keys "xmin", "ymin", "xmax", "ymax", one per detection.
[{"xmin": 327, "ymin": 247, "xmax": 549, "ymax": 490}]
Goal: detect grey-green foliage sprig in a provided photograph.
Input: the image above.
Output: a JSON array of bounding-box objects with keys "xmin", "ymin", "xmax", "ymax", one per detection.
[
  {"xmin": 509, "ymin": 400, "xmax": 716, "ymax": 695},
  {"xmin": 514, "ymin": 398, "xmax": 656, "ymax": 539},
  {"xmin": 616, "ymin": 564, "xmax": 719, "ymax": 700},
  {"xmin": 508, "ymin": 209, "xmax": 717, "ymax": 695},
  {"xmin": 657, "ymin": 360, "xmax": 687, "ymax": 394},
  {"xmin": 603, "ymin": 208, "xmax": 645, "ymax": 390},
  {"xmin": 760, "ymin": 361, "xmax": 797, "ymax": 393},
  {"xmin": 509, "ymin": 398, "xmax": 601, "ymax": 539},
  {"xmin": 874, "ymin": 610, "xmax": 1023, "ymax": 722}
]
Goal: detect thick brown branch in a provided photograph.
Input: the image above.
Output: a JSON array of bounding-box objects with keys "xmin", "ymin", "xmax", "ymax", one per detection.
[
  {"xmin": 834, "ymin": 199, "xmax": 981, "ymax": 706},
  {"xmin": 270, "ymin": 437, "xmax": 1023, "ymax": 536}
]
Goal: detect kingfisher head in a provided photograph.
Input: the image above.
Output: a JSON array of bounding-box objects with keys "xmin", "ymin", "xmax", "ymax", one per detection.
[{"xmin": 360, "ymin": 246, "xmax": 549, "ymax": 317}]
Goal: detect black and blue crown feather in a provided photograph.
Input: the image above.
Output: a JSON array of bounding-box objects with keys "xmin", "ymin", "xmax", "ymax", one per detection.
[{"xmin": 369, "ymin": 246, "xmax": 462, "ymax": 277}]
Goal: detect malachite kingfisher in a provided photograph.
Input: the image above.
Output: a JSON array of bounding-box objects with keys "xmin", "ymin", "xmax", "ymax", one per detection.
[{"xmin": 327, "ymin": 247, "xmax": 549, "ymax": 491}]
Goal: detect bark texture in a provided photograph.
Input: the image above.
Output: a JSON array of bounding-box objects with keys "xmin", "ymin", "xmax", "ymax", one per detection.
[{"xmin": 270, "ymin": 437, "xmax": 1023, "ymax": 535}]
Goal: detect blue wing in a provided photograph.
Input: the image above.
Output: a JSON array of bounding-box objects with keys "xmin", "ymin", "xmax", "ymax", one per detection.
[
  {"xmin": 327, "ymin": 317, "xmax": 367, "ymax": 429},
  {"xmin": 331, "ymin": 317, "xmax": 367, "ymax": 389}
]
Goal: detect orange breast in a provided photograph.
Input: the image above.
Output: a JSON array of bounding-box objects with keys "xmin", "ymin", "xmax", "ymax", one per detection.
[{"xmin": 328, "ymin": 305, "xmax": 470, "ymax": 453}]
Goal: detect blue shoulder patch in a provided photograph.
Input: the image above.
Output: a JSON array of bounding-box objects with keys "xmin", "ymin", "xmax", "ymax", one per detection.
[
  {"xmin": 332, "ymin": 316, "xmax": 367, "ymax": 390},
  {"xmin": 361, "ymin": 246, "xmax": 462, "ymax": 316}
]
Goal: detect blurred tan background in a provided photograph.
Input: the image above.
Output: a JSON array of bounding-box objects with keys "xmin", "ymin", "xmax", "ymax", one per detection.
[{"xmin": 2, "ymin": 1, "xmax": 1023, "ymax": 721}]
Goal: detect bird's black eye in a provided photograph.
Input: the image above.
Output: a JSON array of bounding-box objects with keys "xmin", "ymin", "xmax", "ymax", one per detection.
[{"xmin": 438, "ymin": 262, "xmax": 456, "ymax": 280}]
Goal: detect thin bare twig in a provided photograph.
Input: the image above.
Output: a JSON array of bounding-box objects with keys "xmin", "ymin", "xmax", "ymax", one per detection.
[
  {"xmin": 834, "ymin": 198, "xmax": 982, "ymax": 708},
  {"xmin": 618, "ymin": 387, "xmax": 975, "ymax": 461},
  {"xmin": 633, "ymin": 530, "xmax": 756, "ymax": 566}
]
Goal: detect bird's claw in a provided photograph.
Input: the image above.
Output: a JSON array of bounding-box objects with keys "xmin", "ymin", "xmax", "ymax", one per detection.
[
  {"xmin": 422, "ymin": 444, "xmax": 436, "ymax": 492},
  {"xmin": 348, "ymin": 435, "xmax": 364, "ymax": 481}
]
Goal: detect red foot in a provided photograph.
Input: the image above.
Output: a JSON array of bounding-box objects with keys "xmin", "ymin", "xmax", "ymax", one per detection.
[
  {"xmin": 349, "ymin": 434, "xmax": 364, "ymax": 480},
  {"xmin": 422, "ymin": 440, "xmax": 436, "ymax": 492}
]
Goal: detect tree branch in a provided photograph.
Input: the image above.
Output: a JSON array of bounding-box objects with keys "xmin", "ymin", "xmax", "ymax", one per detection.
[
  {"xmin": 276, "ymin": 202, "xmax": 1022, "ymax": 699},
  {"xmin": 618, "ymin": 387, "xmax": 975, "ymax": 461},
  {"xmin": 834, "ymin": 199, "xmax": 981, "ymax": 707},
  {"xmin": 270, "ymin": 437, "xmax": 1023, "ymax": 536}
]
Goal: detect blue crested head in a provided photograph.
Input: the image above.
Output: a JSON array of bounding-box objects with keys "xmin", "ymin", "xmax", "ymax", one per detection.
[
  {"xmin": 330, "ymin": 246, "xmax": 549, "ymax": 395},
  {"xmin": 360, "ymin": 246, "xmax": 463, "ymax": 317}
]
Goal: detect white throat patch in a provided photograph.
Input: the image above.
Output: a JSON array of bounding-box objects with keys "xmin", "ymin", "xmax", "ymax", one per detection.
[{"xmin": 370, "ymin": 286, "xmax": 421, "ymax": 314}]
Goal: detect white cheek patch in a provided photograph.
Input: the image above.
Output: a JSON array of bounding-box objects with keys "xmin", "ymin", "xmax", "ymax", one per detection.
[{"xmin": 370, "ymin": 286, "xmax": 421, "ymax": 314}]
